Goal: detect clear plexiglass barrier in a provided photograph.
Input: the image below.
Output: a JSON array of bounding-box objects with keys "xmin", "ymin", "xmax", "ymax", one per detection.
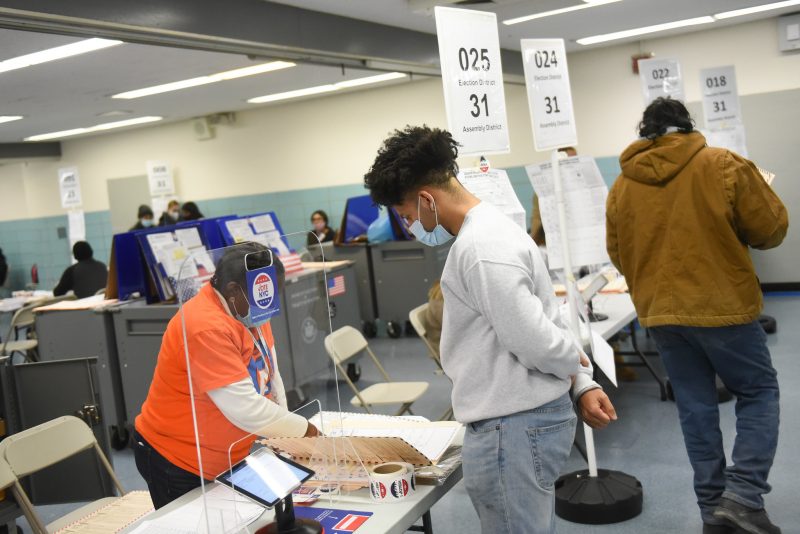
[{"xmin": 174, "ymin": 232, "xmax": 370, "ymax": 533}]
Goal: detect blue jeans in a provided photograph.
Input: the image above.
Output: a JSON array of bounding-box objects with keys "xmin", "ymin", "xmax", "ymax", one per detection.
[
  {"xmin": 462, "ymin": 393, "xmax": 577, "ymax": 534},
  {"xmin": 650, "ymin": 322, "xmax": 780, "ymax": 523}
]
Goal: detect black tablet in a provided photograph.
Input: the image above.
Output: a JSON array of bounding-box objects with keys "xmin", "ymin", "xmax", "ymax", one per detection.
[{"xmin": 215, "ymin": 448, "xmax": 315, "ymax": 508}]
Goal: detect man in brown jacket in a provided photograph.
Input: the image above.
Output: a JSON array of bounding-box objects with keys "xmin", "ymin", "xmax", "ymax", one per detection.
[{"xmin": 607, "ymin": 98, "xmax": 788, "ymax": 534}]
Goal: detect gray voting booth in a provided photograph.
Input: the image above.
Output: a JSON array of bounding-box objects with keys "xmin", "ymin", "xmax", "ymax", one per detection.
[{"xmin": 370, "ymin": 240, "xmax": 452, "ymax": 337}]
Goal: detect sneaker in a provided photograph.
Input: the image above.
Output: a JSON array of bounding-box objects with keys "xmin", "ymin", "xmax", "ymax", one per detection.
[{"xmin": 713, "ymin": 497, "xmax": 781, "ymax": 534}]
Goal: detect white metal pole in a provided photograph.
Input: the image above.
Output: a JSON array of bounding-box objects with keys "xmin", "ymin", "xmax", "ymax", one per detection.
[{"xmin": 551, "ymin": 149, "xmax": 599, "ymax": 478}]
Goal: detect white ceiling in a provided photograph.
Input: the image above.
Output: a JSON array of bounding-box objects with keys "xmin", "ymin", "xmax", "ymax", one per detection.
[
  {"xmin": 271, "ymin": 0, "xmax": 799, "ymax": 51},
  {"xmin": 0, "ymin": 28, "xmax": 411, "ymax": 143},
  {"xmin": 0, "ymin": 0, "xmax": 796, "ymax": 144}
]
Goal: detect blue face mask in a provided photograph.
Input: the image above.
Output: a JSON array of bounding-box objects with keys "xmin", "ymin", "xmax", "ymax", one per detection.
[
  {"xmin": 141, "ymin": 218, "xmax": 154, "ymax": 228},
  {"xmin": 231, "ymin": 286, "xmax": 270, "ymax": 329},
  {"xmin": 409, "ymin": 196, "xmax": 454, "ymax": 247}
]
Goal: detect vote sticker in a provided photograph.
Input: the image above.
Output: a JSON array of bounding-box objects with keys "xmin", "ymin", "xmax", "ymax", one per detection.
[
  {"xmin": 252, "ymin": 272, "xmax": 274, "ymax": 309},
  {"xmin": 370, "ymin": 481, "xmax": 387, "ymax": 500},
  {"xmin": 391, "ymin": 479, "xmax": 409, "ymax": 498},
  {"xmin": 245, "ymin": 265, "xmax": 281, "ymax": 322}
]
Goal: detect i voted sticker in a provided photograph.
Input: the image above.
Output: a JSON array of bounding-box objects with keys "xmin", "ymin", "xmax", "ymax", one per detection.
[{"xmin": 246, "ymin": 266, "xmax": 281, "ymax": 322}]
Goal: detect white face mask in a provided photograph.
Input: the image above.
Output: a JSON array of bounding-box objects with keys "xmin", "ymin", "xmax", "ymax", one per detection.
[{"xmin": 409, "ymin": 196, "xmax": 454, "ymax": 247}]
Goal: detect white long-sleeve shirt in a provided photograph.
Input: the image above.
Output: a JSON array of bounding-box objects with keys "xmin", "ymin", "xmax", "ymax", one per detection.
[{"xmin": 440, "ymin": 202, "xmax": 598, "ymax": 423}]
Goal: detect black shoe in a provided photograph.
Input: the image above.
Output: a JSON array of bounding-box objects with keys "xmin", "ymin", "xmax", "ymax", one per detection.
[{"xmin": 713, "ymin": 497, "xmax": 781, "ymax": 534}]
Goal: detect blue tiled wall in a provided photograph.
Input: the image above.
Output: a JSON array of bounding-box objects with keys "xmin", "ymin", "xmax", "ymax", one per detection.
[{"xmin": 0, "ymin": 158, "xmax": 621, "ymax": 292}]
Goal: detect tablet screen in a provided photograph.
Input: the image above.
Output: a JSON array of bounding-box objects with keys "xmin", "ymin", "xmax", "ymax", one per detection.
[{"xmin": 216, "ymin": 448, "xmax": 315, "ymax": 508}]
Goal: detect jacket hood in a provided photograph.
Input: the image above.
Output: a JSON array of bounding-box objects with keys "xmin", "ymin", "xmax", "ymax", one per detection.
[{"xmin": 620, "ymin": 131, "xmax": 706, "ymax": 185}]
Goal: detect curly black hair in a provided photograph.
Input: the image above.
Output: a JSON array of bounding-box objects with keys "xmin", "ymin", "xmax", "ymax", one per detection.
[
  {"xmin": 364, "ymin": 125, "xmax": 460, "ymax": 206},
  {"xmin": 638, "ymin": 97, "xmax": 694, "ymax": 139}
]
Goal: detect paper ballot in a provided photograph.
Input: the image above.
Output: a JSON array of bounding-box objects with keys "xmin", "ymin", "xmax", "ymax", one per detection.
[
  {"xmin": 526, "ymin": 156, "xmax": 611, "ymax": 270},
  {"xmin": 458, "ymin": 167, "xmax": 527, "ymax": 231}
]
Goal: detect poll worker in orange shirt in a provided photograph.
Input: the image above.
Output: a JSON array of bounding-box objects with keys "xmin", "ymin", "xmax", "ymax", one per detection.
[{"xmin": 133, "ymin": 242, "xmax": 319, "ymax": 509}]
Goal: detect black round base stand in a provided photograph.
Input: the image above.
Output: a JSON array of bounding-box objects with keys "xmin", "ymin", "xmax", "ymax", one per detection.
[
  {"xmin": 256, "ymin": 494, "xmax": 323, "ymax": 534},
  {"xmin": 555, "ymin": 469, "xmax": 643, "ymax": 525}
]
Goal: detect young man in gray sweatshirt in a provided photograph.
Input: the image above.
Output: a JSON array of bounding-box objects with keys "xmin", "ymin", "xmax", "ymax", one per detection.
[{"xmin": 364, "ymin": 126, "xmax": 618, "ymax": 533}]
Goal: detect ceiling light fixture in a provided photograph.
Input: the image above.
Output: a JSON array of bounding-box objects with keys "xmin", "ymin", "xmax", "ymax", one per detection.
[
  {"xmin": 112, "ymin": 61, "xmax": 296, "ymax": 99},
  {"xmin": 576, "ymin": 16, "xmax": 715, "ymax": 45},
  {"xmin": 503, "ymin": 0, "xmax": 622, "ymax": 25},
  {"xmin": 25, "ymin": 116, "xmax": 163, "ymax": 142},
  {"xmin": 248, "ymin": 72, "xmax": 407, "ymax": 104},
  {"xmin": 0, "ymin": 116, "xmax": 23, "ymax": 125},
  {"xmin": 714, "ymin": 0, "xmax": 800, "ymax": 19},
  {"xmin": 0, "ymin": 38, "xmax": 123, "ymax": 75}
]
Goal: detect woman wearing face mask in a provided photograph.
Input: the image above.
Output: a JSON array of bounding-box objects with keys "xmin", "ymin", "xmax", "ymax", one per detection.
[
  {"xmin": 130, "ymin": 204, "xmax": 155, "ymax": 230},
  {"xmin": 132, "ymin": 242, "xmax": 319, "ymax": 509},
  {"xmin": 158, "ymin": 200, "xmax": 181, "ymax": 227},
  {"xmin": 306, "ymin": 210, "xmax": 336, "ymax": 246}
]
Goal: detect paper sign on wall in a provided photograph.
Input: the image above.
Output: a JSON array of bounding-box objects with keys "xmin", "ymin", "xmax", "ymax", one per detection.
[
  {"xmin": 703, "ymin": 124, "xmax": 748, "ymax": 158},
  {"xmin": 458, "ymin": 167, "xmax": 526, "ymax": 230},
  {"xmin": 525, "ymin": 156, "xmax": 610, "ymax": 270},
  {"xmin": 435, "ymin": 6, "xmax": 510, "ymax": 156},
  {"xmin": 58, "ymin": 167, "xmax": 82, "ymax": 208},
  {"xmin": 521, "ymin": 39, "xmax": 578, "ymax": 151},
  {"xmin": 638, "ymin": 58, "xmax": 684, "ymax": 104},
  {"xmin": 700, "ymin": 66, "xmax": 741, "ymax": 128},
  {"xmin": 146, "ymin": 160, "xmax": 175, "ymax": 196}
]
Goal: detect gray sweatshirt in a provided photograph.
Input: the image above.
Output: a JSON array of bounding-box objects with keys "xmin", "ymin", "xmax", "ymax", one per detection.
[{"xmin": 440, "ymin": 202, "xmax": 597, "ymax": 423}]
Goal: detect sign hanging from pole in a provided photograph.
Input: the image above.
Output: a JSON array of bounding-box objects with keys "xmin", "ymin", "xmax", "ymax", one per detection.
[
  {"xmin": 521, "ymin": 39, "xmax": 578, "ymax": 151},
  {"xmin": 58, "ymin": 166, "xmax": 82, "ymax": 208},
  {"xmin": 435, "ymin": 6, "xmax": 510, "ymax": 156},
  {"xmin": 638, "ymin": 58, "xmax": 684, "ymax": 104},
  {"xmin": 700, "ymin": 65, "xmax": 741, "ymax": 128}
]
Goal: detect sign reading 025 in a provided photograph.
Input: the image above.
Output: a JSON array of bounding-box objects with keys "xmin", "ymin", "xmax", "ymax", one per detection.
[
  {"xmin": 434, "ymin": 6, "xmax": 510, "ymax": 156},
  {"xmin": 521, "ymin": 39, "xmax": 577, "ymax": 152}
]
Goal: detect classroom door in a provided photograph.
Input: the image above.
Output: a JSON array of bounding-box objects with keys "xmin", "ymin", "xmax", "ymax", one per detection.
[{"xmin": 107, "ymin": 175, "xmax": 151, "ymax": 234}]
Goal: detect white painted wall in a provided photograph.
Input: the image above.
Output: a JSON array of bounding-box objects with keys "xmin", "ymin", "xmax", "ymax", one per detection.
[{"xmin": 1, "ymin": 16, "xmax": 797, "ymax": 223}]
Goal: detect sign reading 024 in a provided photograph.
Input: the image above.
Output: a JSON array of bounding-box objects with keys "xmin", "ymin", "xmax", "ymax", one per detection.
[
  {"xmin": 521, "ymin": 39, "xmax": 578, "ymax": 152},
  {"xmin": 434, "ymin": 6, "xmax": 510, "ymax": 156}
]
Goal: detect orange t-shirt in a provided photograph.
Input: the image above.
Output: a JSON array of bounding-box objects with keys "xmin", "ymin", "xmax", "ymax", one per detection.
[{"xmin": 135, "ymin": 283, "xmax": 278, "ymax": 479}]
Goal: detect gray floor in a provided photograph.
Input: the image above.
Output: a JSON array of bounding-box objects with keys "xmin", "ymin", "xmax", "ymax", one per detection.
[{"xmin": 10, "ymin": 294, "xmax": 800, "ymax": 533}]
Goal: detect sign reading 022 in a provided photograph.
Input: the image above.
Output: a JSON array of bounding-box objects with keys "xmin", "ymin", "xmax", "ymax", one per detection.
[
  {"xmin": 521, "ymin": 39, "xmax": 577, "ymax": 152},
  {"xmin": 434, "ymin": 6, "xmax": 510, "ymax": 156}
]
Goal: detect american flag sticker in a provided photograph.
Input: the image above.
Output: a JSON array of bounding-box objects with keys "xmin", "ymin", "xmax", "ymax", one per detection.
[
  {"xmin": 328, "ymin": 275, "xmax": 346, "ymax": 297},
  {"xmin": 332, "ymin": 513, "xmax": 370, "ymax": 531}
]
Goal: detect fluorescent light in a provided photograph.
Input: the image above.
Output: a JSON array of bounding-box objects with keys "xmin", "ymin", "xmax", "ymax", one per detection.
[
  {"xmin": 503, "ymin": 0, "xmax": 622, "ymax": 25},
  {"xmin": 248, "ymin": 72, "xmax": 407, "ymax": 104},
  {"xmin": 0, "ymin": 38, "xmax": 123, "ymax": 75},
  {"xmin": 714, "ymin": 0, "xmax": 800, "ymax": 19},
  {"xmin": 248, "ymin": 84, "xmax": 337, "ymax": 104},
  {"xmin": 0, "ymin": 116, "xmax": 23, "ymax": 125},
  {"xmin": 577, "ymin": 16, "xmax": 715, "ymax": 45},
  {"xmin": 334, "ymin": 72, "xmax": 407, "ymax": 88},
  {"xmin": 25, "ymin": 116, "xmax": 162, "ymax": 141},
  {"xmin": 112, "ymin": 61, "xmax": 295, "ymax": 99}
]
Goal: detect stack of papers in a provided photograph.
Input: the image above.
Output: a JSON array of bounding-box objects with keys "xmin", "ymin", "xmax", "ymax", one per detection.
[
  {"xmin": 34, "ymin": 295, "xmax": 118, "ymax": 312},
  {"xmin": 128, "ymin": 485, "xmax": 263, "ymax": 534}
]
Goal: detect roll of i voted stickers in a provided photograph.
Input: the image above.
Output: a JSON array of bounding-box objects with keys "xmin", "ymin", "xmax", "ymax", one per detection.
[{"xmin": 368, "ymin": 462, "xmax": 416, "ymax": 503}]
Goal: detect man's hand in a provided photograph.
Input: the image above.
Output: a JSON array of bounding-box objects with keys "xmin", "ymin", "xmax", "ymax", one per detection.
[
  {"xmin": 579, "ymin": 389, "xmax": 617, "ymax": 429},
  {"xmin": 303, "ymin": 423, "xmax": 320, "ymax": 437}
]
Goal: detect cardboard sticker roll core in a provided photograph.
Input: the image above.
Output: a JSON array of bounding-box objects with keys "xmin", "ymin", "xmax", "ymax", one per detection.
[{"xmin": 369, "ymin": 462, "xmax": 416, "ymax": 503}]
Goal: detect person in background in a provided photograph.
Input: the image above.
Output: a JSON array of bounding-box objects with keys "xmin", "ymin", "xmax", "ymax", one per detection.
[
  {"xmin": 53, "ymin": 241, "xmax": 107, "ymax": 298},
  {"xmin": 0, "ymin": 248, "xmax": 8, "ymax": 288},
  {"xmin": 134, "ymin": 243, "xmax": 319, "ymax": 509},
  {"xmin": 180, "ymin": 201, "xmax": 204, "ymax": 221},
  {"xmin": 306, "ymin": 210, "xmax": 336, "ymax": 246},
  {"xmin": 365, "ymin": 126, "xmax": 617, "ymax": 534},
  {"xmin": 130, "ymin": 205, "xmax": 155, "ymax": 230},
  {"xmin": 422, "ymin": 280, "xmax": 444, "ymax": 359},
  {"xmin": 530, "ymin": 146, "xmax": 576, "ymax": 246},
  {"xmin": 158, "ymin": 200, "xmax": 181, "ymax": 227},
  {"xmin": 607, "ymin": 97, "xmax": 788, "ymax": 534}
]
